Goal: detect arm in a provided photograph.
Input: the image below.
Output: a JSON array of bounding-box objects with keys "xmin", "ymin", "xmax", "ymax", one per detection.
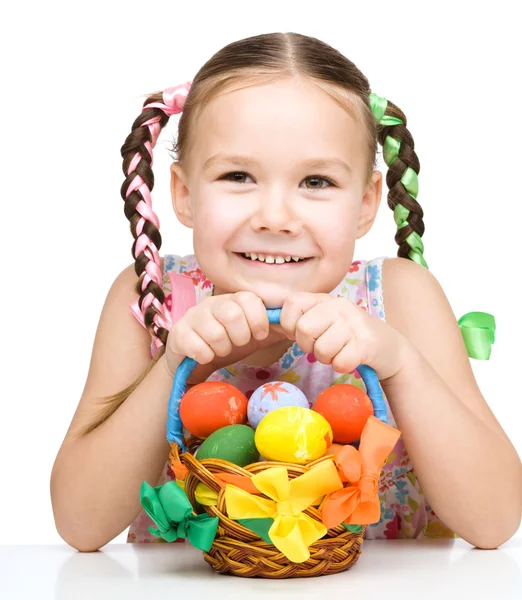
[
  {"xmin": 50, "ymin": 263, "xmax": 183, "ymax": 552},
  {"xmin": 379, "ymin": 258, "xmax": 522, "ymax": 549}
]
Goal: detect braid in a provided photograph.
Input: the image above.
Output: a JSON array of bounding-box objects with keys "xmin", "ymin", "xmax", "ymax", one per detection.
[
  {"xmin": 119, "ymin": 83, "xmax": 191, "ymax": 355},
  {"xmin": 370, "ymin": 93, "xmax": 427, "ymax": 269},
  {"xmin": 369, "ymin": 93, "xmax": 495, "ymax": 359}
]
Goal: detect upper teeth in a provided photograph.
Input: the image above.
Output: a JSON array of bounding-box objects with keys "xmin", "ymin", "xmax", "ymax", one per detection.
[{"xmin": 242, "ymin": 253, "xmax": 305, "ymax": 263}]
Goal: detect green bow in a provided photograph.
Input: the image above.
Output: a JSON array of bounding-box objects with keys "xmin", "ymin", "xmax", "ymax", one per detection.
[
  {"xmin": 140, "ymin": 481, "xmax": 218, "ymax": 551},
  {"xmin": 458, "ymin": 311, "xmax": 496, "ymax": 360}
]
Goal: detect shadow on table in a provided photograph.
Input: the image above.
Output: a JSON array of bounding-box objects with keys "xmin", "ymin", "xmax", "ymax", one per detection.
[
  {"xmin": 54, "ymin": 545, "xmax": 134, "ymax": 598},
  {"xmin": 54, "ymin": 539, "xmax": 522, "ymax": 600}
]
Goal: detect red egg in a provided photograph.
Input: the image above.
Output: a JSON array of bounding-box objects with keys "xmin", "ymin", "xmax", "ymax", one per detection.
[
  {"xmin": 180, "ymin": 381, "xmax": 248, "ymax": 439},
  {"xmin": 313, "ymin": 384, "xmax": 374, "ymax": 444}
]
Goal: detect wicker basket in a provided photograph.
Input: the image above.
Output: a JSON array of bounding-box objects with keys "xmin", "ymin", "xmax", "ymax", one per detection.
[
  {"xmin": 169, "ymin": 442, "xmax": 367, "ymax": 578},
  {"xmin": 148, "ymin": 308, "xmax": 395, "ymax": 578}
]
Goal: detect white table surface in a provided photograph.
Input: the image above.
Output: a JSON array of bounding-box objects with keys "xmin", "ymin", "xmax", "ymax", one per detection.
[{"xmin": 1, "ymin": 539, "xmax": 521, "ymax": 600}]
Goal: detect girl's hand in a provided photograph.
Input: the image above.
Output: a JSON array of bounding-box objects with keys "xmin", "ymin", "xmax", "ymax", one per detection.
[
  {"xmin": 279, "ymin": 292, "xmax": 411, "ymax": 382},
  {"xmin": 165, "ymin": 291, "xmax": 289, "ymax": 382}
]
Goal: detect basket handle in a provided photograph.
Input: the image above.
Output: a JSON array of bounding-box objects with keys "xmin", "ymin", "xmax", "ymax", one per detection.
[{"xmin": 166, "ymin": 307, "xmax": 387, "ymax": 450}]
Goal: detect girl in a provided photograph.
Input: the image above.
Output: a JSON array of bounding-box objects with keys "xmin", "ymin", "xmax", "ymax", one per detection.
[{"xmin": 50, "ymin": 32, "xmax": 521, "ymax": 552}]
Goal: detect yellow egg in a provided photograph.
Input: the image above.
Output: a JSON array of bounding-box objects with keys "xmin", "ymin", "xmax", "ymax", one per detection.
[{"xmin": 254, "ymin": 406, "xmax": 333, "ymax": 464}]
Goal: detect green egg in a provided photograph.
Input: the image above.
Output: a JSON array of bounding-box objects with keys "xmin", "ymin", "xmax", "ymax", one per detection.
[{"xmin": 196, "ymin": 424, "xmax": 259, "ymax": 467}]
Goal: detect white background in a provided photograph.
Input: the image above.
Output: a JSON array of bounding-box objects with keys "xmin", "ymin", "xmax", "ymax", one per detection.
[{"xmin": 1, "ymin": 0, "xmax": 520, "ymax": 545}]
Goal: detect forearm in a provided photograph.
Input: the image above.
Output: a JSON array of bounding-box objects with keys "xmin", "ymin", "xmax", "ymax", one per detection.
[
  {"xmin": 51, "ymin": 353, "xmax": 182, "ymax": 552},
  {"xmin": 380, "ymin": 342, "xmax": 522, "ymax": 549}
]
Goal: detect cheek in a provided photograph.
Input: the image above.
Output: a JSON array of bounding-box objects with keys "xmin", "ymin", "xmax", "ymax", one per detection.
[
  {"xmin": 192, "ymin": 195, "xmax": 236, "ymax": 247},
  {"xmin": 309, "ymin": 201, "xmax": 359, "ymax": 253}
]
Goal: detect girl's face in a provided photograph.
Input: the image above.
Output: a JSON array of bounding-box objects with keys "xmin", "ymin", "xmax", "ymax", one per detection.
[{"xmin": 171, "ymin": 77, "xmax": 382, "ymax": 308}]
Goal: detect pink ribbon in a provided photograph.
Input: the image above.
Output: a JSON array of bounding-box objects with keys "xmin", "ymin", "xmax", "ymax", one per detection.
[
  {"xmin": 144, "ymin": 82, "xmax": 192, "ymax": 116},
  {"xmin": 128, "ymin": 81, "xmax": 192, "ymax": 354}
]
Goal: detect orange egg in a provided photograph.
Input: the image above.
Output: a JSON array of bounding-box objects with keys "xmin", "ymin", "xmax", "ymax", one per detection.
[
  {"xmin": 313, "ymin": 384, "xmax": 374, "ymax": 444},
  {"xmin": 180, "ymin": 381, "xmax": 248, "ymax": 439}
]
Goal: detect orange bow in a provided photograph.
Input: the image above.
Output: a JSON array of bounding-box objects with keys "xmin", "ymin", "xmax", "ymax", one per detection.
[{"xmin": 321, "ymin": 416, "xmax": 401, "ymax": 529}]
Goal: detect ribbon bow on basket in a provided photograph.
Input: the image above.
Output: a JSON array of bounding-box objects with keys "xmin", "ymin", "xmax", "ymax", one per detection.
[{"xmin": 140, "ymin": 480, "xmax": 218, "ymax": 551}]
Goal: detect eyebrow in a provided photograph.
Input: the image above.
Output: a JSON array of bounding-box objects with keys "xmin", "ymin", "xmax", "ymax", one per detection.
[{"xmin": 203, "ymin": 153, "xmax": 352, "ymax": 175}]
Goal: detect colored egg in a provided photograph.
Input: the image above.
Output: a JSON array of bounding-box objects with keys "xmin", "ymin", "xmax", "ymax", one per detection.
[
  {"xmin": 247, "ymin": 381, "xmax": 310, "ymax": 429},
  {"xmin": 180, "ymin": 381, "xmax": 248, "ymax": 439},
  {"xmin": 196, "ymin": 424, "xmax": 259, "ymax": 467},
  {"xmin": 313, "ymin": 384, "xmax": 374, "ymax": 444},
  {"xmin": 255, "ymin": 406, "xmax": 333, "ymax": 464}
]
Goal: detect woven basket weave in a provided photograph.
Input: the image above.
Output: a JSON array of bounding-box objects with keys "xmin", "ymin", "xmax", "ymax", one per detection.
[
  {"xmin": 163, "ymin": 308, "xmax": 388, "ymax": 578},
  {"xmin": 169, "ymin": 442, "xmax": 365, "ymax": 578}
]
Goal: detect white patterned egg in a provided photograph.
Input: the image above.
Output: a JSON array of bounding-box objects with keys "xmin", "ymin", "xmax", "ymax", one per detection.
[{"xmin": 247, "ymin": 381, "xmax": 310, "ymax": 429}]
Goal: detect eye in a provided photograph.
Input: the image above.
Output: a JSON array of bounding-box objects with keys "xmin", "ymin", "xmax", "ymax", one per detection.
[
  {"xmin": 220, "ymin": 171, "xmax": 254, "ymax": 184},
  {"xmin": 220, "ymin": 171, "xmax": 336, "ymax": 189},
  {"xmin": 303, "ymin": 175, "xmax": 335, "ymax": 190}
]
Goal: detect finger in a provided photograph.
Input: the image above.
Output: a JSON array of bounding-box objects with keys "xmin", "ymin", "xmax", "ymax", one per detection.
[
  {"xmin": 213, "ymin": 300, "xmax": 252, "ymax": 347},
  {"xmin": 279, "ymin": 292, "xmax": 321, "ymax": 340},
  {"xmin": 331, "ymin": 340, "xmax": 362, "ymax": 373},
  {"xmin": 175, "ymin": 327, "xmax": 215, "ymax": 364},
  {"xmin": 232, "ymin": 292, "xmax": 270, "ymax": 340},
  {"xmin": 313, "ymin": 322, "xmax": 351, "ymax": 365},
  {"xmin": 192, "ymin": 316, "xmax": 233, "ymax": 358},
  {"xmin": 293, "ymin": 305, "xmax": 337, "ymax": 353}
]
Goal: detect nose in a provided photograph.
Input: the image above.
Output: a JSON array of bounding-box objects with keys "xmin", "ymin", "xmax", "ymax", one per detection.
[{"xmin": 249, "ymin": 192, "xmax": 302, "ymax": 236}]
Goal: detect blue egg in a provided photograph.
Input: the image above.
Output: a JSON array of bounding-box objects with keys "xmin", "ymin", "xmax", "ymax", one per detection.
[{"xmin": 247, "ymin": 381, "xmax": 310, "ymax": 429}]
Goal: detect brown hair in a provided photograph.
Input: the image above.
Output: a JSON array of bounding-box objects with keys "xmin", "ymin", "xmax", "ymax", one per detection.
[{"xmin": 78, "ymin": 32, "xmax": 423, "ymax": 437}]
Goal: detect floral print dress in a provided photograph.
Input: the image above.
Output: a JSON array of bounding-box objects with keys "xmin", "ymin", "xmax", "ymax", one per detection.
[{"xmin": 127, "ymin": 254, "xmax": 456, "ymax": 543}]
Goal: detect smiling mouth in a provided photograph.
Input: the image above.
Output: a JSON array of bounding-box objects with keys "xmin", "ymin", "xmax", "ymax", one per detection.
[{"xmin": 236, "ymin": 252, "xmax": 311, "ymax": 264}]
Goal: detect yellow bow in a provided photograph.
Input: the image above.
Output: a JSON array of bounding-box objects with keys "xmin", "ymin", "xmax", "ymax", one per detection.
[{"xmin": 225, "ymin": 460, "xmax": 343, "ymax": 563}]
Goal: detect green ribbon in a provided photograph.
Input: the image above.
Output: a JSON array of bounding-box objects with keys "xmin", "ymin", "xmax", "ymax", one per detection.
[
  {"xmin": 458, "ymin": 312, "xmax": 496, "ymax": 360},
  {"xmin": 370, "ymin": 92, "xmax": 404, "ymax": 126},
  {"xmin": 371, "ymin": 92, "xmax": 427, "ymax": 268},
  {"xmin": 237, "ymin": 518, "xmax": 274, "ymax": 544},
  {"xmin": 383, "ymin": 136, "xmax": 401, "ymax": 166},
  {"xmin": 371, "ymin": 92, "xmax": 496, "ymax": 360},
  {"xmin": 140, "ymin": 480, "xmax": 219, "ymax": 551},
  {"xmin": 343, "ymin": 523, "xmax": 363, "ymax": 534}
]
